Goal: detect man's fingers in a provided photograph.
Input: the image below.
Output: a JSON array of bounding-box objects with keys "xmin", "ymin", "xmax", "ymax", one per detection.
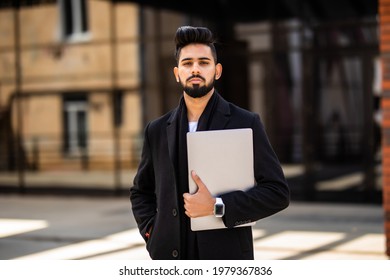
[
  {"xmin": 191, "ymin": 170, "xmax": 206, "ymax": 192},
  {"xmin": 184, "ymin": 171, "xmax": 214, "ymax": 218}
]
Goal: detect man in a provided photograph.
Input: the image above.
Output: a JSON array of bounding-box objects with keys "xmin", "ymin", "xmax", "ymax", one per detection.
[{"xmin": 130, "ymin": 26, "xmax": 290, "ymax": 260}]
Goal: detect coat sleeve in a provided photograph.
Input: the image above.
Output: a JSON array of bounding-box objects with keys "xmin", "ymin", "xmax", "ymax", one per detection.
[
  {"xmin": 130, "ymin": 123, "xmax": 157, "ymax": 241},
  {"xmin": 221, "ymin": 113, "xmax": 290, "ymax": 228}
]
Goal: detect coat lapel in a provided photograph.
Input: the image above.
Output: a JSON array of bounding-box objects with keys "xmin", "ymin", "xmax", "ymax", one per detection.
[
  {"xmin": 209, "ymin": 92, "xmax": 231, "ymax": 130},
  {"xmin": 166, "ymin": 107, "xmax": 179, "ymax": 166}
]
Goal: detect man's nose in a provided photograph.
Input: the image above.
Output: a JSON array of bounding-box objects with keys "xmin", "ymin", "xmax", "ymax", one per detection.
[{"xmin": 191, "ymin": 63, "xmax": 201, "ymax": 74}]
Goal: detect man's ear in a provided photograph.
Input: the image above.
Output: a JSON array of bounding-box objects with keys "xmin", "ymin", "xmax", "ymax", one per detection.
[
  {"xmin": 215, "ymin": 63, "xmax": 222, "ymax": 80},
  {"xmin": 173, "ymin": 67, "xmax": 179, "ymax": 82}
]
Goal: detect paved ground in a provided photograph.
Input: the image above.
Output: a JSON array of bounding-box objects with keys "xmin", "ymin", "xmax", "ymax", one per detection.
[{"xmin": 0, "ymin": 194, "xmax": 387, "ymax": 260}]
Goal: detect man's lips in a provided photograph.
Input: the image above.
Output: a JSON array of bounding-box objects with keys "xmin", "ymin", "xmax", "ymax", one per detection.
[{"xmin": 189, "ymin": 78, "xmax": 203, "ymax": 83}]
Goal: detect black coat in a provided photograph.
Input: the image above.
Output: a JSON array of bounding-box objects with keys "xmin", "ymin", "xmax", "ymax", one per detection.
[{"xmin": 130, "ymin": 93, "xmax": 290, "ymax": 259}]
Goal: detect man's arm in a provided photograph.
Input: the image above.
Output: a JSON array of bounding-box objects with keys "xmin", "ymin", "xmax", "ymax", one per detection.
[{"xmin": 221, "ymin": 114, "xmax": 290, "ymax": 228}]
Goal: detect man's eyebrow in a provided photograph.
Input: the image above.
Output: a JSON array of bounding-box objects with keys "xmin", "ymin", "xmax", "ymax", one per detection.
[{"xmin": 180, "ymin": 57, "xmax": 212, "ymax": 62}]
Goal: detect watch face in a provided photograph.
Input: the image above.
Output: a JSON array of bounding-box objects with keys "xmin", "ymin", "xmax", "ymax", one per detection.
[{"xmin": 215, "ymin": 204, "xmax": 224, "ymax": 215}]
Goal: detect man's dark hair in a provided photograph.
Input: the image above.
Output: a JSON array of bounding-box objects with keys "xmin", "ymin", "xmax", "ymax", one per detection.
[{"xmin": 174, "ymin": 26, "xmax": 217, "ymax": 64}]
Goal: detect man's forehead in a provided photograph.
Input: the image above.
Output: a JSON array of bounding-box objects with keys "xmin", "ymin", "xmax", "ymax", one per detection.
[{"xmin": 179, "ymin": 44, "xmax": 213, "ymax": 60}]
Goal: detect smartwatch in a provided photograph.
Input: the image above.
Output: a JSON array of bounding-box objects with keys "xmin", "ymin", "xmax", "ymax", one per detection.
[{"xmin": 214, "ymin": 197, "xmax": 225, "ymax": 218}]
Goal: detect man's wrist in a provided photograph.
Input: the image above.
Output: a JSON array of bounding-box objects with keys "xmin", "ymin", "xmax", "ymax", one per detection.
[{"xmin": 213, "ymin": 197, "xmax": 225, "ymax": 217}]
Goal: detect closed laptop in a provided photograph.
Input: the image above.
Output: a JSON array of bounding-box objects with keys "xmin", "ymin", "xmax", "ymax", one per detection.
[{"xmin": 187, "ymin": 128, "xmax": 256, "ymax": 231}]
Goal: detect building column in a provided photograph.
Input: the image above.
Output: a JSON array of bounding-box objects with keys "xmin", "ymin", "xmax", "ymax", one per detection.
[{"xmin": 379, "ymin": 0, "xmax": 390, "ymax": 257}]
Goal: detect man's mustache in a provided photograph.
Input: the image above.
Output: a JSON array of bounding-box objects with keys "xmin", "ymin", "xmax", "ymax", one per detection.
[{"xmin": 187, "ymin": 75, "xmax": 205, "ymax": 82}]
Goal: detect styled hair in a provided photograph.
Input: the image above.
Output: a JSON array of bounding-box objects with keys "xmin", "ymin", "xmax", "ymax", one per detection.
[{"xmin": 174, "ymin": 26, "xmax": 217, "ymax": 64}]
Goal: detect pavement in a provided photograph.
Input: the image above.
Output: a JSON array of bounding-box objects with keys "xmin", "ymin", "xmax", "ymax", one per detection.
[
  {"xmin": 0, "ymin": 193, "xmax": 388, "ymax": 260},
  {"xmin": 0, "ymin": 163, "xmax": 387, "ymax": 260}
]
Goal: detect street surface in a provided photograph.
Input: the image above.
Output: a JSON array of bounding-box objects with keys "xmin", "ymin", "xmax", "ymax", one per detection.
[{"xmin": 0, "ymin": 194, "xmax": 387, "ymax": 260}]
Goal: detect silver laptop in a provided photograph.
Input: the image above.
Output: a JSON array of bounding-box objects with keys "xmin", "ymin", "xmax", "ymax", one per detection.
[{"xmin": 186, "ymin": 128, "xmax": 256, "ymax": 231}]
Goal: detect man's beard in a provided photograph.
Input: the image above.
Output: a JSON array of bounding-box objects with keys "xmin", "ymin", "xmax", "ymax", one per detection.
[{"xmin": 180, "ymin": 75, "xmax": 215, "ymax": 98}]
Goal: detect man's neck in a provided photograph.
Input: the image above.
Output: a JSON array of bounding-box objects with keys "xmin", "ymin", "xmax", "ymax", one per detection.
[{"xmin": 184, "ymin": 90, "xmax": 214, "ymax": 122}]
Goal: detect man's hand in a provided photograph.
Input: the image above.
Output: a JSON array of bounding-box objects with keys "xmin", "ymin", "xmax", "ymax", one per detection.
[{"xmin": 183, "ymin": 171, "xmax": 215, "ymax": 218}]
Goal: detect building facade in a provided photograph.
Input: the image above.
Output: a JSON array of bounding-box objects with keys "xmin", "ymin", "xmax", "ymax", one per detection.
[
  {"xmin": 0, "ymin": 0, "xmax": 387, "ymax": 257},
  {"xmin": 0, "ymin": 0, "xmax": 143, "ymax": 171}
]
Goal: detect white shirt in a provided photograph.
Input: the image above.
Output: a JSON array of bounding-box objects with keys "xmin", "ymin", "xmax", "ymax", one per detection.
[{"xmin": 188, "ymin": 121, "xmax": 198, "ymax": 132}]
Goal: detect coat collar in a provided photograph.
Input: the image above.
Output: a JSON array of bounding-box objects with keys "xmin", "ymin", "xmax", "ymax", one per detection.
[
  {"xmin": 166, "ymin": 91, "xmax": 231, "ymax": 128},
  {"xmin": 208, "ymin": 91, "xmax": 231, "ymax": 130},
  {"xmin": 166, "ymin": 91, "xmax": 231, "ymax": 165}
]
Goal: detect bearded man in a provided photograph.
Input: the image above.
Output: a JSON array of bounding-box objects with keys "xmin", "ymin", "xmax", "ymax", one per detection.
[{"xmin": 130, "ymin": 26, "xmax": 290, "ymax": 260}]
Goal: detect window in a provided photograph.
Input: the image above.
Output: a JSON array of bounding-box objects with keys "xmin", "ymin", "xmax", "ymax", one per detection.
[
  {"xmin": 58, "ymin": 0, "xmax": 89, "ymax": 42},
  {"xmin": 63, "ymin": 94, "xmax": 88, "ymax": 155},
  {"xmin": 113, "ymin": 91, "xmax": 123, "ymax": 127}
]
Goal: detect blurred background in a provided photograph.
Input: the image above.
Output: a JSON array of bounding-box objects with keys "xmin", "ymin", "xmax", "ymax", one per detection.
[{"xmin": 0, "ymin": 0, "xmax": 388, "ymax": 260}]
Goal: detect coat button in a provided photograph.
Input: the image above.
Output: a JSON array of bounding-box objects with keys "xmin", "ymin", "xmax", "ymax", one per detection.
[
  {"xmin": 172, "ymin": 208, "xmax": 177, "ymax": 216},
  {"xmin": 172, "ymin": 250, "xmax": 179, "ymax": 258}
]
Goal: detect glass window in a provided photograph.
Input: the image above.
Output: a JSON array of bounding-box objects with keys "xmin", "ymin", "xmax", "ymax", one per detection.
[
  {"xmin": 63, "ymin": 94, "xmax": 88, "ymax": 155},
  {"xmin": 58, "ymin": 0, "xmax": 89, "ymax": 42}
]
